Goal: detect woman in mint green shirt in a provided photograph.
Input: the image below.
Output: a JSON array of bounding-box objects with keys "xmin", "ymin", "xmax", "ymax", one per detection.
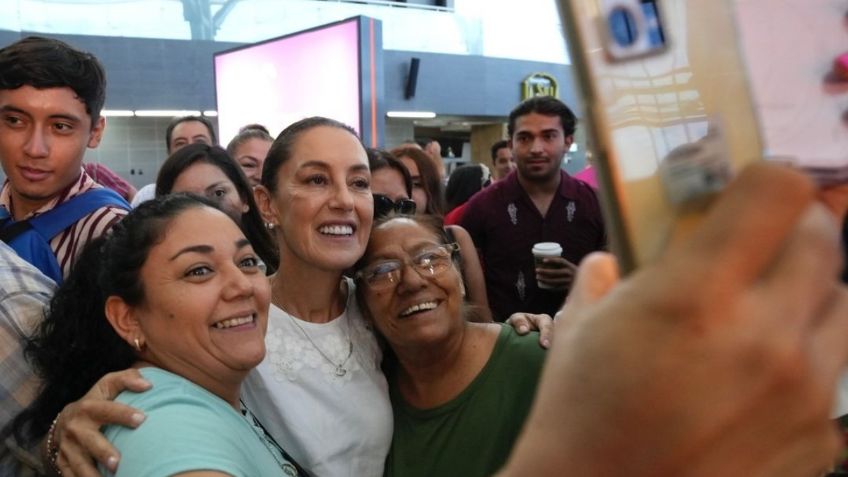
[{"xmin": 10, "ymin": 194, "xmax": 305, "ymax": 477}]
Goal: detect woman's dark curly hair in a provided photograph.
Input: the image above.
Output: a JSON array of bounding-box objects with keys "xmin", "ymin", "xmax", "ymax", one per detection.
[{"xmin": 7, "ymin": 194, "xmax": 222, "ymax": 448}]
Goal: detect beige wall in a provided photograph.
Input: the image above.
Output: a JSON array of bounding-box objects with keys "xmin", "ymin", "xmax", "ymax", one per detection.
[{"xmin": 469, "ymin": 123, "xmax": 507, "ymax": 167}]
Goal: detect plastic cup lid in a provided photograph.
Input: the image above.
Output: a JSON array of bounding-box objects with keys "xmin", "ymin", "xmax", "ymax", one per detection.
[{"xmin": 532, "ymin": 242, "xmax": 562, "ymax": 255}]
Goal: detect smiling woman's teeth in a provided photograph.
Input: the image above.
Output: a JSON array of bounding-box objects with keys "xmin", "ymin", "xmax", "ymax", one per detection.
[
  {"xmin": 400, "ymin": 302, "xmax": 437, "ymax": 317},
  {"xmin": 213, "ymin": 315, "xmax": 254, "ymax": 329},
  {"xmin": 319, "ymin": 225, "xmax": 353, "ymax": 236}
]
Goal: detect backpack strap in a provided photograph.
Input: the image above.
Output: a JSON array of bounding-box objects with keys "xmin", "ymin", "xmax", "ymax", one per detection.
[
  {"xmin": 0, "ymin": 205, "xmax": 11, "ymax": 227},
  {"xmin": 28, "ymin": 188, "xmax": 130, "ymax": 241},
  {"xmin": 0, "ymin": 206, "xmax": 18, "ymax": 242},
  {"xmin": 0, "ymin": 220, "xmax": 33, "ymax": 244}
]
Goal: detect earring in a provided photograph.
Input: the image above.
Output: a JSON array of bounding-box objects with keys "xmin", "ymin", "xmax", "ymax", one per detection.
[{"xmin": 133, "ymin": 338, "xmax": 143, "ymax": 352}]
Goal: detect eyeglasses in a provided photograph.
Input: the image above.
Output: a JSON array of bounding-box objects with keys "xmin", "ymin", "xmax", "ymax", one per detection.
[
  {"xmin": 355, "ymin": 243, "xmax": 460, "ymax": 291},
  {"xmin": 373, "ymin": 194, "xmax": 416, "ymax": 219}
]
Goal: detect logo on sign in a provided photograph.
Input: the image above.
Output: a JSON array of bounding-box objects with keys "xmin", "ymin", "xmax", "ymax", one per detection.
[{"xmin": 521, "ymin": 73, "xmax": 559, "ymax": 100}]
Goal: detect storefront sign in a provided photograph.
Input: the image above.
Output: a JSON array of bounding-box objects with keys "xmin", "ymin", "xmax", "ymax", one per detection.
[{"xmin": 521, "ymin": 73, "xmax": 559, "ymax": 100}]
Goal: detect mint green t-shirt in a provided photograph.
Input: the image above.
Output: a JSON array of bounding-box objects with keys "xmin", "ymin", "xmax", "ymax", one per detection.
[
  {"xmin": 385, "ymin": 325, "xmax": 547, "ymax": 477},
  {"xmin": 101, "ymin": 367, "xmax": 300, "ymax": 477}
]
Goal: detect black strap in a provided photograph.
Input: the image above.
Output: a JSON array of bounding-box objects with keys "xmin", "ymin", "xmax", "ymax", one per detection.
[
  {"xmin": 443, "ymin": 225, "xmax": 456, "ymax": 243},
  {"xmin": 0, "ymin": 219, "xmax": 33, "ymax": 244},
  {"xmin": 240, "ymin": 400, "xmax": 311, "ymax": 477}
]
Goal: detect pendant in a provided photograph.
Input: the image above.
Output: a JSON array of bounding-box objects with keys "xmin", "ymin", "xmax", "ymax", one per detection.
[{"xmin": 335, "ymin": 365, "xmax": 347, "ymax": 377}]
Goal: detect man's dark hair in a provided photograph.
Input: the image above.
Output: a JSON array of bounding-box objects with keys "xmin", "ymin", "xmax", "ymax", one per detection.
[
  {"xmin": 0, "ymin": 36, "xmax": 107, "ymax": 125},
  {"xmin": 507, "ymin": 96, "xmax": 577, "ymax": 138},
  {"xmin": 490, "ymin": 139, "xmax": 509, "ymax": 161},
  {"xmin": 164, "ymin": 115, "xmax": 217, "ymax": 153}
]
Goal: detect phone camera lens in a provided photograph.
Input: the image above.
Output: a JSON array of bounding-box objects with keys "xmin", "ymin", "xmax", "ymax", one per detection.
[{"xmin": 608, "ymin": 6, "xmax": 640, "ymax": 47}]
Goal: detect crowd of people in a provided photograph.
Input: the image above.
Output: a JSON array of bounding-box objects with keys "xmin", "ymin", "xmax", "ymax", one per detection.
[{"xmin": 1, "ymin": 35, "xmax": 848, "ymax": 477}]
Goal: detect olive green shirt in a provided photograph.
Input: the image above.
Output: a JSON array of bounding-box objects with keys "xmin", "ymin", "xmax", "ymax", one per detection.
[{"xmin": 385, "ymin": 325, "xmax": 546, "ymax": 477}]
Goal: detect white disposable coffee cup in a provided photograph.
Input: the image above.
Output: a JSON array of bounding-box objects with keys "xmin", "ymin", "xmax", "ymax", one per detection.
[{"xmin": 532, "ymin": 242, "xmax": 564, "ymax": 290}]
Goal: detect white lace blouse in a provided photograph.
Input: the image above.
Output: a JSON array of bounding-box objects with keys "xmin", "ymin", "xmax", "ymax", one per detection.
[{"xmin": 241, "ymin": 278, "xmax": 393, "ymax": 477}]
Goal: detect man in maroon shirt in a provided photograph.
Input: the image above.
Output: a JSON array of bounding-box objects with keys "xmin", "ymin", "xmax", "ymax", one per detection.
[{"xmin": 460, "ymin": 96, "xmax": 606, "ymax": 321}]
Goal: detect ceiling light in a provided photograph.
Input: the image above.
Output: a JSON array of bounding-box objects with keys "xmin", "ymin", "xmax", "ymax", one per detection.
[
  {"xmin": 101, "ymin": 110, "xmax": 135, "ymax": 117},
  {"xmin": 134, "ymin": 110, "xmax": 202, "ymax": 117},
  {"xmin": 386, "ymin": 111, "xmax": 437, "ymax": 119}
]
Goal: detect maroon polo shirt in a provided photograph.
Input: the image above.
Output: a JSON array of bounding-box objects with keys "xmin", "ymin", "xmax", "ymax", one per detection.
[{"xmin": 459, "ymin": 169, "xmax": 606, "ymax": 321}]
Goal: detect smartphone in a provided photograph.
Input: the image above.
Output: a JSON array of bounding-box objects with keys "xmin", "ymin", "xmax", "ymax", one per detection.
[{"xmin": 558, "ymin": 0, "xmax": 765, "ymax": 272}]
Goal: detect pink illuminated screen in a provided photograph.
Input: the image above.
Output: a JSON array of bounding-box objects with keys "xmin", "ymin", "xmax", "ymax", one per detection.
[{"xmin": 214, "ymin": 19, "xmax": 361, "ymax": 145}]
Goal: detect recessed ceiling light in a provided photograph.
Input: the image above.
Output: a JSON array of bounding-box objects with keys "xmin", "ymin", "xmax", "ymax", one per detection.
[
  {"xmin": 134, "ymin": 110, "xmax": 202, "ymax": 117},
  {"xmin": 101, "ymin": 110, "xmax": 135, "ymax": 117},
  {"xmin": 386, "ymin": 111, "xmax": 437, "ymax": 119}
]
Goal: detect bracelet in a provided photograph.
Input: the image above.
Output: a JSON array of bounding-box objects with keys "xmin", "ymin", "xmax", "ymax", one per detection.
[{"xmin": 45, "ymin": 412, "xmax": 63, "ymax": 476}]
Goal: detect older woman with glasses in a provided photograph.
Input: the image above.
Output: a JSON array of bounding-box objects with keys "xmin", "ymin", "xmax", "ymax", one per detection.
[
  {"xmin": 368, "ymin": 149, "xmax": 492, "ymax": 322},
  {"xmin": 354, "ymin": 213, "xmax": 546, "ymax": 477}
]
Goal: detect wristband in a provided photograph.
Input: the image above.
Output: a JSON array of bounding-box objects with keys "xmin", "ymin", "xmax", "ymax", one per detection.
[{"xmin": 45, "ymin": 412, "xmax": 63, "ymax": 476}]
